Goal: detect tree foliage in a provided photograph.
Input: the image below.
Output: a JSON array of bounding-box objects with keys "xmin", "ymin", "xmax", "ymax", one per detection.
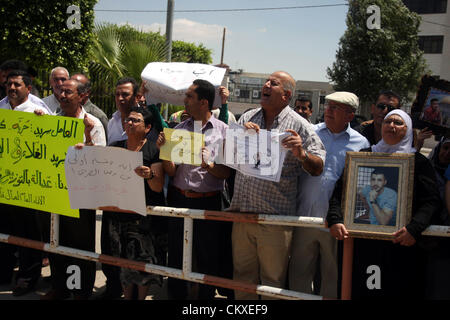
[
  {"xmin": 0, "ymin": 0, "xmax": 97, "ymax": 72},
  {"xmin": 327, "ymin": 0, "xmax": 428, "ymax": 113},
  {"xmin": 89, "ymin": 23, "xmax": 213, "ymax": 86}
]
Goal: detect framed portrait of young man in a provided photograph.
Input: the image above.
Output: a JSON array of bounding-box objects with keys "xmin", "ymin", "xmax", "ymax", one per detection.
[
  {"xmin": 341, "ymin": 152, "xmax": 415, "ymax": 240},
  {"xmin": 411, "ymin": 75, "xmax": 450, "ymax": 137}
]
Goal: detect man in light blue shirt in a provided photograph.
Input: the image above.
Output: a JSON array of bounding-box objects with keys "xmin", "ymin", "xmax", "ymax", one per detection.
[{"xmin": 289, "ymin": 92, "xmax": 370, "ymax": 298}]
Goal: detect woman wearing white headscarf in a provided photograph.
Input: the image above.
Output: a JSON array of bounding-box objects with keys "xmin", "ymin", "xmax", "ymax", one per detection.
[{"xmin": 327, "ymin": 109, "xmax": 441, "ymax": 299}]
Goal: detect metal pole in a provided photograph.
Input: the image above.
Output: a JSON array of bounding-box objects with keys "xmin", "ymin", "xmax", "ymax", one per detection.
[
  {"xmin": 182, "ymin": 217, "xmax": 193, "ymax": 275},
  {"xmin": 341, "ymin": 237, "xmax": 354, "ymax": 300},
  {"xmin": 50, "ymin": 213, "xmax": 59, "ymax": 247},
  {"xmin": 220, "ymin": 27, "xmax": 226, "ymax": 65},
  {"xmin": 164, "ymin": 0, "xmax": 174, "ymax": 121}
]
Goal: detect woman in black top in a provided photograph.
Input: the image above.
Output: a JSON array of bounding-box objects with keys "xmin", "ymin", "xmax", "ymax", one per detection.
[
  {"xmin": 327, "ymin": 109, "xmax": 441, "ymax": 299},
  {"xmin": 108, "ymin": 106, "xmax": 166, "ymax": 300}
]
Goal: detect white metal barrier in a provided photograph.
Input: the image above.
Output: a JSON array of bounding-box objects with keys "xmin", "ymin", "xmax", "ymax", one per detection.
[{"xmin": 1, "ymin": 205, "xmax": 450, "ymax": 300}]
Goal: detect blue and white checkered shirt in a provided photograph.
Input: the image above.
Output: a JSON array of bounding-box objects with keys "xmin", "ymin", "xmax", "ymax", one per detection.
[{"xmin": 228, "ymin": 106, "xmax": 326, "ymax": 216}]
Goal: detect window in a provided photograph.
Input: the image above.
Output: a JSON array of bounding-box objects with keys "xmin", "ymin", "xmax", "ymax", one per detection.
[
  {"xmin": 403, "ymin": 0, "xmax": 447, "ymax": 14},
  {"xmin": 418, "ymin": 35, "xmax": 444, "ymax": 53},
  {"xmin": 239, "ymin": 90, "xmax": 250, "ymax": 99}
]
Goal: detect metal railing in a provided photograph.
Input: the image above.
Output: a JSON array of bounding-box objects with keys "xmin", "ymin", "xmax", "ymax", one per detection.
[{"xmin": 1, "ymin": 205, "xmax": 450, "ymax": 300}]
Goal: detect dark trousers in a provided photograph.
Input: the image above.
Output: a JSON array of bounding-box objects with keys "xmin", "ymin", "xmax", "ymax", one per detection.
[
  {"xmin": 0, "ymin": 204, "xmax": 17, "ymax": 283},
  {"xmin": 0, "ymin": 204, "xmax": 43, "ymax": 285},
  {"xmin": 48, "ymin": 209, "xmax": 96, "ymax": 297},
  {"xmin": 167, "ymin": 187, "xmax": 223, "ymax": 300},
  {"xmin": 100, "ymin": 210, "xmax": 122, "ymax": 294},
  {"xmin": 10, "ymin": 207, "xmax": 44, "ymax": 285}
]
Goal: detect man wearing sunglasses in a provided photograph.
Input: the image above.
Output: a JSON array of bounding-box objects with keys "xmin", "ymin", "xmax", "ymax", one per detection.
[{"xmin": 356, "ymin": 91, "xmax": 401, "ymax": 145}]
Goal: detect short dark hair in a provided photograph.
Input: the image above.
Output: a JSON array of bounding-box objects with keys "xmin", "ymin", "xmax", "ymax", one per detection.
[
  {"xmin": 371, "ymin": 168, "xmax": 387, "ymax": 179},
  {"xmin": 295, "ymin": 96, "xmax": 313, "ymax": 110},
  {"xmin": 6, "ymin": 70, "xmax": 32, "ymax": 87},
  {"xmin": 129, "ymin": 106, "xmax": 154, "ymax": 127},
  {"xmin": 116, "ymin": 77, "xmax": 138, "ymax": 96},
  {"xmin": 430, "ymin": 98, "xmax": 439, "ymax": 104},
  {"xmin": 377, "ymin": 90, "xmax": 401, "ymax": 108},
  {"xmin": 192, "ymin": 79, "xmax": 215, "ymax": 110},
  {"xmin": 0, "ymin": 59, "xmax": 28, "ymax": 72}
]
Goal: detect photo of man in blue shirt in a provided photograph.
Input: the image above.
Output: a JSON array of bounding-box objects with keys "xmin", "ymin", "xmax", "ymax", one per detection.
[{"xmin": 357, "ymin": 168, "xmax": 397, "ymax": 226}]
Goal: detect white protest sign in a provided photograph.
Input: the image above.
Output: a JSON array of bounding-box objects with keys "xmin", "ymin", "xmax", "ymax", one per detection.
[
  {"xmin": 141, "ymin": 62, "xmax": 226, "ymax": 108},
  {"xmin": 64, "ymin": 146, "xmax": 147, "ymax": 216},
  {"xmin": 223, "ymin": 123, "xmax": 290, "ymax": 182}
]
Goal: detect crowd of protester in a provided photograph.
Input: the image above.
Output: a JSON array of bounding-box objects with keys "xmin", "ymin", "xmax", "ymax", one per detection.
[{"xmin": 0, "ymin": 58, "xmax": 449, "ymax": 300}]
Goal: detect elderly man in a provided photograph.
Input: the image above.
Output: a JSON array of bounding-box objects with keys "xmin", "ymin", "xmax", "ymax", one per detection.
[
  {"xmin": 42, "ymin": 79, "xmax": 106, "ymax": 300},
  {"xmin": 356, "ymin": 90, "xmax": 401, "ymax": 145},
  {"xmin": 289, "ymin": 91, "xmax": 370, "ymax": 298},
  {"xmin": 70, "ymin": 73, "xmax": 109, "ymax": 136},
  {"xmin": 227, "ymin": 71, "xmax": 326, "ymax": 299},
  {"xmin": 157, "ymin": 79, "xmax": 231, "ymax": 300},
  {"xmin": 0, "ymin": 70, "xmax": 52, "ymax": 296},
  {"xmin": 42, "ymin": 67, "xmax": 70, "ymax": 114}
]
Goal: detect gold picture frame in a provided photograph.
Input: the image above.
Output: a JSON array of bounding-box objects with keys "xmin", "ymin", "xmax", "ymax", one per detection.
[{"xmin": 342, "ymin": 152, "xmax": 415, "ymax": 240}]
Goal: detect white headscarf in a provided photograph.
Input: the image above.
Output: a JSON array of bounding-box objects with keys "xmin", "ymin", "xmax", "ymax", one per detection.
[{"xmin": 372, "ymin": 109, "xmax": 416, "ymax": 154}]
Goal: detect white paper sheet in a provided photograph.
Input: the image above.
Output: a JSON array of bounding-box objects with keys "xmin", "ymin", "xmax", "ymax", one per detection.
[
  {"xmin": 141, "ymin": 62, "xmax": 226, "ymax": 108},
  {"xmin": 222, "ymin": 123, "xmax": 290, "ymax": 182},
  {"xmin": 64, "ymin": 146, "xmax": 147, "ymax": 216}
]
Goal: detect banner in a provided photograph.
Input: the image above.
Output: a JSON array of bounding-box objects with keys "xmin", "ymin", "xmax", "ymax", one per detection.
[
  {"xmin": 141, "ymin": 62, "xmax": 226, "ymax": 108},
  {"xmin": 0, "ymin": 109, "xmax": 83, "ymax": 217},
  {"xmin": 65, "ymin": 146, "xmax": 147, "ymax": 216}
]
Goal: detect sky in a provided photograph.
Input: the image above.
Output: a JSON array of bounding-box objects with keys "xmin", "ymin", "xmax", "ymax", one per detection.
[{"xmin": 93, "ymin": 0, "xmax": 349, "ymax": 82}]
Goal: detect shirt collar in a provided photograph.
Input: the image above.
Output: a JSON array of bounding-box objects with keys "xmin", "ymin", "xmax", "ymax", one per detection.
[{"xmin": 316, "ymin": 122, "xmax": 351, "ymax": 137}]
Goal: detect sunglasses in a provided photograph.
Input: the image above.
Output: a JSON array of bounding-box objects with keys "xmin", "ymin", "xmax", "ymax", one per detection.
[{"xmin": 376, "ymin": 103, "xmax": 396, "ymax": 112}]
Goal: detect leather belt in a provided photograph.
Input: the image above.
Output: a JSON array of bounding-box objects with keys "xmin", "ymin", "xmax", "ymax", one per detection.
[{"xmin": 172, "ymin": 186, "xmax": 220, "ymax": 199}]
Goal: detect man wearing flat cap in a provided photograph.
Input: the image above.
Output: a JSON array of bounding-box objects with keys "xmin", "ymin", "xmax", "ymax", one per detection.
[{"xmin": 289, "ymin": 91, "xmax": 370, "ymax": 298}]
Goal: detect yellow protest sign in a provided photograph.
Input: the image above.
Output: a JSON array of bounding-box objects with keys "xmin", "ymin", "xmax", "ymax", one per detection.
[
  {"xmin": 0, "ymin": 109, "xmax": 83, "ymax": 217},
  {"xmin": 160, "ymin": 127, "xmax": 205, "ymax": 165}
]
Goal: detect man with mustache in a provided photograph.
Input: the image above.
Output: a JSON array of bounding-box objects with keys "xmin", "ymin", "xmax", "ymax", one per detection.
[
  {"xmin": 0, "ymin": 70, "xmax": 51, "ymax": 296},
  {"xmin": 42, "ymin": 79, "xmax": 106, "ymax": 300}
]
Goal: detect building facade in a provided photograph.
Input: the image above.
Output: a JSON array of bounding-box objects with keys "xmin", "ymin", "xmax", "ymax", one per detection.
[{"xmin": 403, "ymin": 0, "xmax": 450, "ymax": 80}]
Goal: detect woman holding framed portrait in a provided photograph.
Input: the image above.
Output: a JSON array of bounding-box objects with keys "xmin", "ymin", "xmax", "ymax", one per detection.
[{"xmin": 327, "ymin": 109, "xmax": 441, "ymax": 299}]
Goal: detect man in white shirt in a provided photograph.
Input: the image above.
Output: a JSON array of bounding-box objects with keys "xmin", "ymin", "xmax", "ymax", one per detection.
[
  {"xmin": 42, "ymin": 67, "xmax": 69, "ymax": 114},
  {"xmin": 42, "ymin": 79, "xmax": 105, "ymax": 300},
  {"xmin": 107, "ymin": 77, "xmax": 139, "ymax": 145},
  {"xmin": 0, "ymin": 70, "xmax": 52, "ymax": 296}
]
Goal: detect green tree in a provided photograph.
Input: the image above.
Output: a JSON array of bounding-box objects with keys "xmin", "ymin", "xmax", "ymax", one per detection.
[
  {"xmin": 88, "ymin": 23, "xmax": 213, "ymax": 117},
  {"xmin": 327, "ymin": 0, "xmax": 428, "ymax": 116},
  {"xmin": 0, "ymin": 1, "xmax": 97, "ymax": 72}
]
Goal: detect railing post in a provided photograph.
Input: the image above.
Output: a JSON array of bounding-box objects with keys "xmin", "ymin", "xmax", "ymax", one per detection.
[
  {"xmin": 182, "ymin": 217, "xmax": 193, "ymax": 276},
  {"xmin": 341, "ymin": 237, "xmax": 354, "ymax": 300},
  {"xmin": 50, "ymin": 213, "xmax": 59, "ymax": 248}
]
